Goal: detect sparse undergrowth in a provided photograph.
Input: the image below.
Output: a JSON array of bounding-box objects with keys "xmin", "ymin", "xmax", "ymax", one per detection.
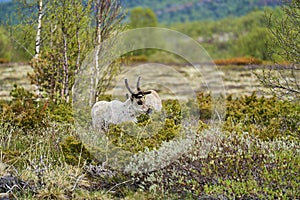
[
  {"xmin": 133, "ymin": 131, "xmax": 299, "ymax": 199},
  {"xmin": 0, "ymin": 90, "xmax": 299, "ymax": 199}
]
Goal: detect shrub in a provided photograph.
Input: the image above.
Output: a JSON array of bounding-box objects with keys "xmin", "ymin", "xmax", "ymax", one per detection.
[
  {"xmin": 187, "ymin": 92, "xmax": 299, "ymax": 140},
  {"xmin": 1, "ymin": 86, "xmax": 299, "ymax": 198},
  {"xmin": 102, "ymin": 99, "xmax": 188, "ymax": 155},
  {"xmin": 163, "ymin": 99, "xmax": 183, "ymax": 125},
  {"xmin": 47, "ymin": 102, "xmax": 73, "ymax": 123},
  {"xmin": 201, "ymin": 134, "xmax": 300, "ymax": 199},
  {"xmin": 196, "ymin": 92, "xmax": 212, "ymax": 121},
  {"xmin": 1, "ymin": 85, "xmax": 74, "ymax": 131},
  {"xmin": 185, "ymin": 92, "xmax": 213, "ymax": 123},
  {"xmin": 148, "ymin": 51, "xmax": 186, "ymax": 64},
  {"xmin": 60, "ymin": 136, "xmax": 93, "ymax": 166},
  {"xmin": 225, "ymin": 92, "xmax": 300, "ymax": 140},
  {"xmin": 133, "ymin": 131, "xmax": 300, "ymax": 198},
  {"xmin": 1, "ymin": 85, "xmax": 48, "ymax": 130},
  {"xmin": 107, "ymin": 116, "xmax": 181, "ymax": 153}
]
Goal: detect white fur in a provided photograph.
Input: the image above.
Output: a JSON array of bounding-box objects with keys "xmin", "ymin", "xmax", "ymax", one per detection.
[
  {"xmin": 145, "ymin": 90, "xmax": 162, "ymax": 112},
  {"xmin": 91, "ymin": 97, "xmax": 149, "ymax": 131}
]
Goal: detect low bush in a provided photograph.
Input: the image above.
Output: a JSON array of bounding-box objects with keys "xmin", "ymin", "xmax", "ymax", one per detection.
[
  {"xmin": 187, "ymin": 92, "xmax": 299, "ymax": 140},
  {"xmin": 162, "ymin": 99, "xmax": 183, "ymax": 125},
  {"xmin": 225, "ymin": 93, "xmax": 300, "ymax": 140},
  {"xmin": 0, "ymin": 85, "xmax": 73, "ymax": 131},
  {"xmin": 0, "ymin": 85, "xmax": 48, "ymax": 130},
  {"xmin": 148, "ymin": 51, "xmax": 187, "ymax": 64},
  {"xmin": 196, "ymin": 92, "xmax": 212, "ymax": 121},
  {"xmin": 134, "ymin": 132, "xmax": 300, "ymax": 198},
  {"xmin": 60, "ymin": 136, "xmax": 93, "ymax": 166},
  {"xmin": 119, "ymin": 92, "xmax": 298, "ymax": 144},
  {"xmin": 107, "ymin": 115, "xmax": 181, "ymax": 153}
]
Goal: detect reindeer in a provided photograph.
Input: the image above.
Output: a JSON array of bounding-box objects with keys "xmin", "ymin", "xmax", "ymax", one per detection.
[
  {"xmin": 126, "ymin": 77, "xmax": 162, "ymax": 114},
  {"xmin": 144, "ymin": 91, "xmax": 162, "ymax": 114},
  {"xmin": 91, "ymin": 77, "xmax": 152, "ymax": 131}
]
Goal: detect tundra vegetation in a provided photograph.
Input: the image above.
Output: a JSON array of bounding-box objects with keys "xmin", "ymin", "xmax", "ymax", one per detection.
[{"xmin": 0, "ymin": 0, "xmax": 299, "ymax": 199}]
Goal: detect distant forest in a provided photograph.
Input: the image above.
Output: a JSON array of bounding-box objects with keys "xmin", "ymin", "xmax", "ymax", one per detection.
[
  {"xmin": 122, "ymin": 0, "xmax": 282, "ymax": 24},
  {"xmin": 1, "ymin": 0, "xmax": 283, "ymax": 24},
  {"xmin": 0, "ymin": 0, "xmax": 286, "ymax": 62}
]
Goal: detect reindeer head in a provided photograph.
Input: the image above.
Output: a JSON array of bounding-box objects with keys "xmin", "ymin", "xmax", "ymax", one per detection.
[{"xmin": 125, "ymin": 76, "xmax": 152, "ymax": 113}]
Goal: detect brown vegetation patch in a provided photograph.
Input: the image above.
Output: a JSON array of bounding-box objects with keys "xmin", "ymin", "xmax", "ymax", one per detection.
[
  {"xmin": 0, "ymin": 58, "xmax": 9, "ymax": 64},
  {"xmin": 214, "ymin": 57, "xmax": 262, "ymax": 65}
]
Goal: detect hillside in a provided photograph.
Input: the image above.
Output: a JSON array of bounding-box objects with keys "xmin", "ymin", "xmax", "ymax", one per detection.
[
  {"xmin": 0, "ymin": 0, "xmax": 286, "ymax": 62},
  {"xmin": 123, "ymin": 0, "xmax": 283, "ymax": 24},
  {"xmin": 0, "ymin": 0, "xmax": 283, "ymax": 24}
]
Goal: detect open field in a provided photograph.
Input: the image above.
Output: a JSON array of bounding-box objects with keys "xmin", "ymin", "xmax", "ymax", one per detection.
[
  {"xmin": 0, "ymin": 63, "xmax": 35, "ymax": 100},
  {"xmin": 0, "ymin": 63, "xmax": 267, "ymax": 101}
]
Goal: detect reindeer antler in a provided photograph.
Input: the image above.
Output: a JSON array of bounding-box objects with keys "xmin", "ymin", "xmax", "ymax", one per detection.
[
  {"xmin": 125, "ymin": 78, "xmax": 134, "ymax": 94},
  {"xmin": 136, "ymin": 76, "xmax": 141, "ymax": 91}
]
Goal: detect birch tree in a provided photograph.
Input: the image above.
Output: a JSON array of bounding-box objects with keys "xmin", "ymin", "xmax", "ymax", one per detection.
[
  {"xmin": 13, "ymin": 0, "xmax": 124, "ymax": 103},
  {"xmin": 27, "ymin": 0, "xmax": 91, "ymax": 103},
  {"xmin": 256, "ymin": 0, "xmax": 300, "ymax": 100},
  {"xmin": 91, "ymin": 0, "xmax": 124, "ymax": 105},
  {"xmin": 34, "ymin": 0, "xmax": 43, "ymax": 59}
]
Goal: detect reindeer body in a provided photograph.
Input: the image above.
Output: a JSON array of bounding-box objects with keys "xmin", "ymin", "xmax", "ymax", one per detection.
[
  {"xmin": 91, "ymin": 98, "xmax": 149, "ymax": 131},
  {"xmin": 145, "ymin": 90, "xmax": 162, "ymax": 113},
  {"xmin": 91, "ymin": 77, "xmax": 152, "ymax": 131}
]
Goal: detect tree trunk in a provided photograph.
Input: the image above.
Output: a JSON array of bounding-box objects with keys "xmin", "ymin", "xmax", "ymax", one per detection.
[
  {"xmin": 91, "ymin": 0, "xmax": 103, "ymax": 105},
  {"xmin": 62, "ymin": 31, "xmax": 69, "ymax": 102},
  {"xmin": 34, "ymin": 0, "xmax": 43, "ymax": 59}
]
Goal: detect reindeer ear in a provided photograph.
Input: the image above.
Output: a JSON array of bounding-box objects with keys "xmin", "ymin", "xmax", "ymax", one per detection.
[{"xmin": 143, "ymin": 90, "xmax": 152, "ymax": 95}]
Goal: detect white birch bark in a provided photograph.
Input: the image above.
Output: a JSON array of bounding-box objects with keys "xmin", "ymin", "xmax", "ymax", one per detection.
[
  {"xmin": 63, "ymin": 32, "xmax": 69, "ymax": 102},
  {"xmin": 90, "ymin": 0, "xmax": 102, "ymax": 106},
  {"xmin": 34, "ymin": 0, "xmax": 43, "ymax": 59}
]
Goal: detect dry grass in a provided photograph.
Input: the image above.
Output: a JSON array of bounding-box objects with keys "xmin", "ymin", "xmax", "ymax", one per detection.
[{"xmin": 0, "ymin": 62, "xmax": 271, "ymax": 101}]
